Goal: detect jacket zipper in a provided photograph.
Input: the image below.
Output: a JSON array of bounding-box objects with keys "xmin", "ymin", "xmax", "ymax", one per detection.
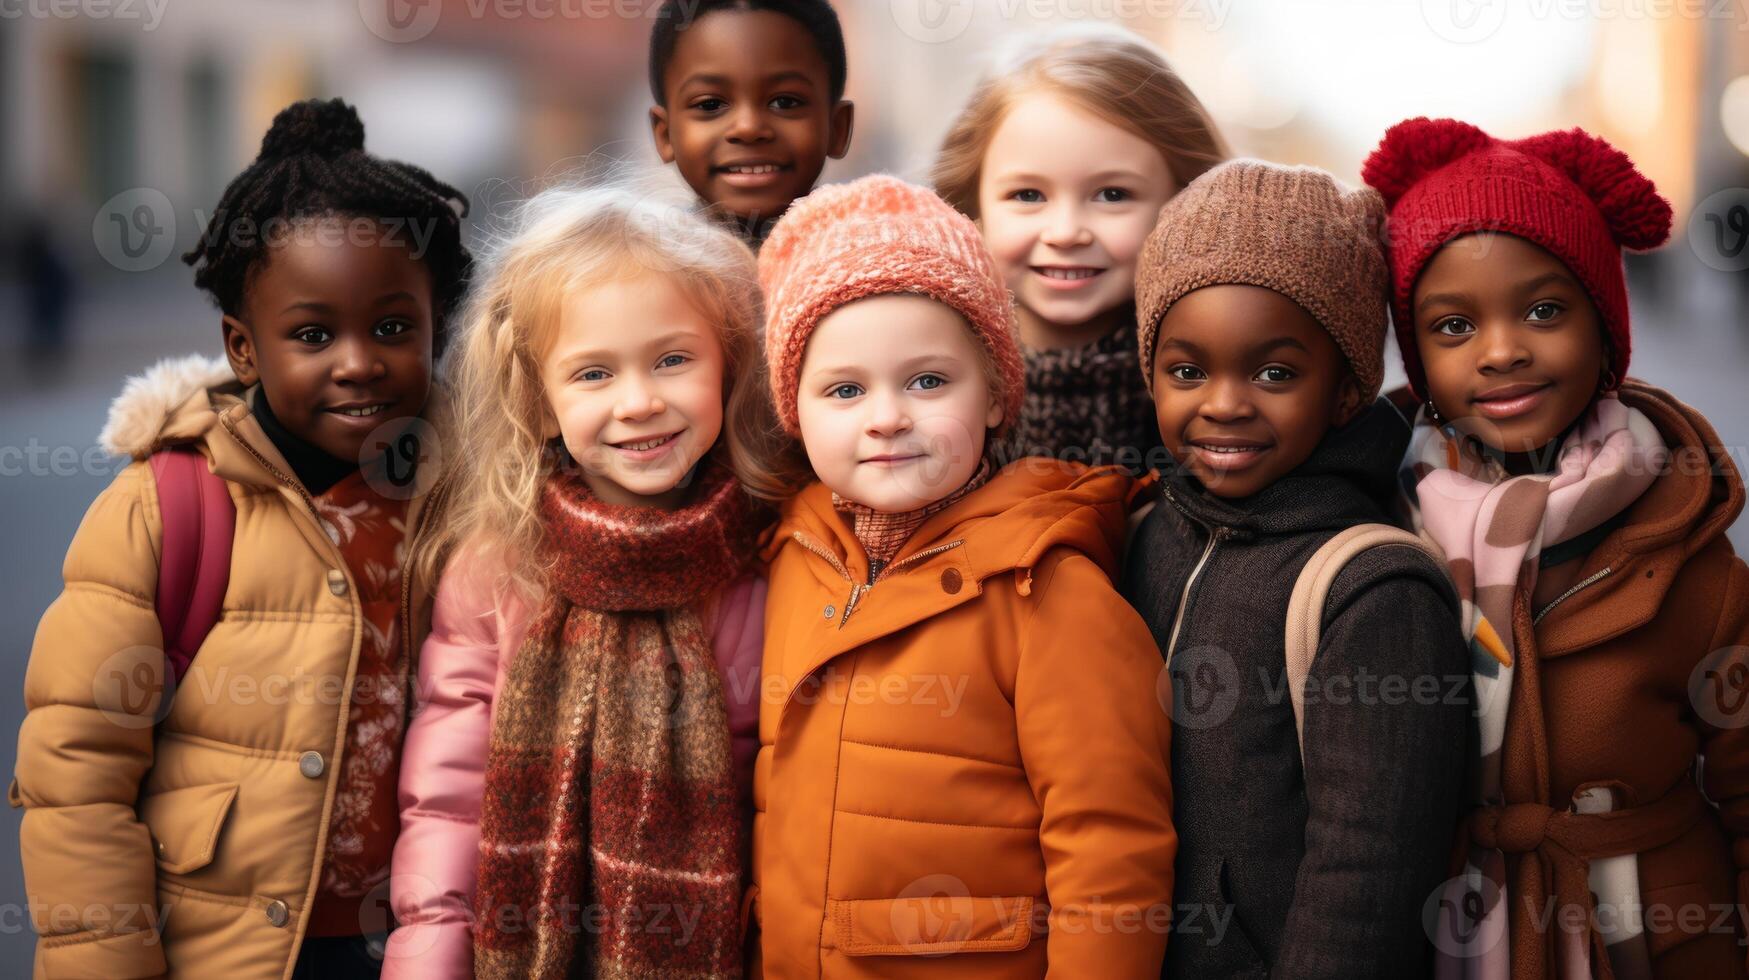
[
  {"xmin": 1158, "ymin": 485, "xmax": 1230, "ymax": 667},
  {"xmin": 790, "ymin": 531, "xmax": 965, "ymax": 629},
  {"xmin": 1532, "ymin": 567, "xmax": 1613, "ymax": 627}
]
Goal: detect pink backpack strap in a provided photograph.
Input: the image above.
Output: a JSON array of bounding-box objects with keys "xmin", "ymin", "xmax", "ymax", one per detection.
[{"xmin": 150, "ymin": 448, "xmax": 234, "ymax": 686}]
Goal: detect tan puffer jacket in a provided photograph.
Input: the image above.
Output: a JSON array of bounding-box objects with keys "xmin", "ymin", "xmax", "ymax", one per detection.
[{"xmin": 12, "ymin": 354, "xmax": 447, "ymax": 979}]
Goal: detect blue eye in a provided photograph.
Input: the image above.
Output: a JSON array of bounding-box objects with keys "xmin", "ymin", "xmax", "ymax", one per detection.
[
  {"xmin": 828, "ymin": 383, "xmax": 862, "ymax": 399},
  {"xmin": 909, "ymin": 374, "xmax": 946, "ymax": 391},
  {"xmin": 578, "ymin": 368, "xmax": 609, "ymax": 383},
  {"xmin": 658, "ymin": 354, "xmax": 689, "ymax": 369},
  {"xmin": 1010, "ymin": 189, "xmax": 1044, "ymax": 204}
]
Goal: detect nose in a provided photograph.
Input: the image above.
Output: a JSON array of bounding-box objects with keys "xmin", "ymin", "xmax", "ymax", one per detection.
[
  {"xmin": 725, "ymin": 104, "xmax": 773, "ymax": 144},
  {"xmin": 614, "ymin": 375, "xmax": 667, "ymax": 422},
  {"xmin": 1039, "ymin": 201, "xmax": 1094, "ymax": 249},
  {"xmin": 1198, "ymin": 375, "xmax": 1256, "ymax": 424},
  {"xmin": 1475, "ymin": 321, "xmax": 1532, "ymax": 375},
  {"xmin": 331, "ymin": 336, "xmax": 386, "ymax": 385},
  {"xmin": 864, "ymin": 387, "xmax": 912, "ymax": 438}
]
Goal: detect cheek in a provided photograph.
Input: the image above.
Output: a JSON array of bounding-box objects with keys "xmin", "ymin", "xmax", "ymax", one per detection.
[
  {"xmin": 978, "ymin": 212, "xmax": 1034, "ymax": 270},
  {"xmin": 1094, "ymin": 212, "xmax": 1157, "ymax": 265}
]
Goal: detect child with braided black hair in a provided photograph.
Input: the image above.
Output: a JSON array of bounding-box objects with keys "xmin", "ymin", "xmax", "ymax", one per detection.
[{"xmin": 14, "ymin": 97, "xmax": 471, "ymax": 980}]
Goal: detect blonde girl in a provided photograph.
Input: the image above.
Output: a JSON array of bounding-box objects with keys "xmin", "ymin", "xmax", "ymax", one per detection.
[
  {"xmin": 935, "ymin": 23, "xmax": 1229, "ymax": 473},
  {"xmin": 383, "ymin": 184, "xmax": 780, "ymax": 980}
]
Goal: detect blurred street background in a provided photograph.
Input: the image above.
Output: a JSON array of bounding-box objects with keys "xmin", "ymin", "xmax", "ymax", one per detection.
[{"xmin": 2, "ymin": 0, "xmax": 1748, "ymax": 968}]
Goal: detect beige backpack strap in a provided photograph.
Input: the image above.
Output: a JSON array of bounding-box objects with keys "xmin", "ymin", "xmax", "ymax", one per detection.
[{"xmin": 1284, "ymin": 524, "xmax": 1444, "ymax": 768}]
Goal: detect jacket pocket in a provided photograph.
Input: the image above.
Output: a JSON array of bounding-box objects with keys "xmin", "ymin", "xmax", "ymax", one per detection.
[
  {"xmin": 827, "ymin": 896, "xmax": 1034, "ymax": 956},
  {"xmin": 138, "ymin": 782, "xmax": 239, "ymax": 875},
  {"xmin": 1215, "ymin": 857, "xmax": 1270, "ymax": 978}
]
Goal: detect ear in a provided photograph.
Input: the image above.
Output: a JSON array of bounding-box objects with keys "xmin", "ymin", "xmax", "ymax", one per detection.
[
  {"xmin": 985, "ymin": 388, "xmax": 1004, "ymax": 432},
  {"xmin": 1331, "ymin": 372, "xmax": 1366, "ymax": 428},
  {"xmin": 222, "ymin": 315, "xmax": 259, "ymax": 387},
  {"xmin": 828, "ymin": 100, "xmax": 855, "ymax": 160},
  {"xmin": 650, "ymin": 105, "xmax": 676, "ymax": 164}
]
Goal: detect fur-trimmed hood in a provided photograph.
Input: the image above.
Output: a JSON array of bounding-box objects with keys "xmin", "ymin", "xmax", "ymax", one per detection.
[{"xmin": 97, "ymin": 353, "xmax": 239, "ymax": 460}]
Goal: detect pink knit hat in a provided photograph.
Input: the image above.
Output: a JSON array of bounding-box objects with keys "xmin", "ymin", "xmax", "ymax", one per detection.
[{"xmin": 758, "ymin": 174, "xmax": 1025, "ymax": 436}]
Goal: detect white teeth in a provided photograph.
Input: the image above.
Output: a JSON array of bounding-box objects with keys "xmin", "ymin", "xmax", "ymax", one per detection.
[
  {"xmin": 1038, "ymin": 267, "xmax": 1100, "ymax": 280},
  {"xmin": 1197, "ymin": 445, "xmax": 1260, "ymax": 454},
  {"xmin": 618, "ymin": 435, "xmax": 674, "ymax": 451},
  {"xmin": 335, "ymin": 405, "xmax": 385, "ymax": 417},
  {"xmin": 726, "ymin": 164, "xmax": 780, "ymax": 174}
]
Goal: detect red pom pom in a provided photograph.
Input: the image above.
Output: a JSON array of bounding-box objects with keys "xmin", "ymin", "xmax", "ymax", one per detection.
[
  {"xmin": 1511, "ymin": 128, "xmax": 1672, "ymax": 251},
  {"xmin": 1361, "ymin": 117, "xmax": 1494, "ymax": 207}
]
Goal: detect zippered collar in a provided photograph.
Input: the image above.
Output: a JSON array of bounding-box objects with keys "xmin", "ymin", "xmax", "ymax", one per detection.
[
  {"xmin": 1157, "ymin": 397, "xmax": 1413, "ymax": 540},
  {"xmin": 767, "ymin": 459, "xmax": 1138, "ymax": 601}
]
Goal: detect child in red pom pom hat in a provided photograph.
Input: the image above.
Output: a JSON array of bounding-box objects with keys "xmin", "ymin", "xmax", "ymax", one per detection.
[{"xmin": 1365, "ymin": 117, "xmax": 1749, "ymax": 980}]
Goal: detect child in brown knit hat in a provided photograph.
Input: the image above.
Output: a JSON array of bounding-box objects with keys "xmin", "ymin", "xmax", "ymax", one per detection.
[
  {"xmin": 752, "ymin": 174, "xmax": 1176, "ymax": 977},
  {"xmin": 1119, "ymin": 158, "xmax": 1471, "ymax": 979}
]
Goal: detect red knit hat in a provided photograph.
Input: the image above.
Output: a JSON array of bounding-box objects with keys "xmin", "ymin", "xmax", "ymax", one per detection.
[
  {"xmin": 1361, "ymin": 118, "xmax": 1671, "ymax": 400},
  {"xmin": 758, "ymin": 174, "xmax": 1025, "ymax": 437}
]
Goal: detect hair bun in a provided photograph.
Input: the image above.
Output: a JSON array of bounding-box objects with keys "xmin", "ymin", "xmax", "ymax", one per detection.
[
  {"xmin": 1512, "ymin": 128, "xmax": 1672, "ymax": 250},
  {"xmin": 258, "ymin": 98, "xmax": 366, "ymax": 163},
  {"xmin": 1361, "ymin": 117, "xmax": 1493, "ymax": 207}
]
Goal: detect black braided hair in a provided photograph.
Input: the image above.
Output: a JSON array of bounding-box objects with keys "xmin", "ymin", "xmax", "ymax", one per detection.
[
  {"xmin": 183, "ymin": 98, "xmax": 473, "ymax": 357},
  {"xmin": 648, "ymin": 0, "xmax": 846, "ymax": 105}
]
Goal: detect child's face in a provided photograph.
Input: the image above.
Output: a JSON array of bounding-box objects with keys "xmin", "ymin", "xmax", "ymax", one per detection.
[
  {"xmin": 796, "ymin": 294, "xmax": 1003, "ymax": 514},
  {"xmin": 650, "ymin": 9, "xmax": 853, "ymax": 224},
  {"xmin": 977, "ymin": 92, "xmax": 1175, "ymax": 337},
  {"xmin": 1150, "ymin": 284, "xmax": 1362, "ymax": 499},
  {"xmin": 1413, "ymin": 233, "xmax": 1607, "ymax": 458},
  {"xmin": 539, "ymin": 274, "xmax": 726, "ymax": 510},
  {"xmin": 223, "ymin": 216, "xmax": 434, "ymax": 464}
]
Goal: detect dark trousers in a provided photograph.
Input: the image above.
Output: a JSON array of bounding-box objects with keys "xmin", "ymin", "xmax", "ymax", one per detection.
[{"xmin": 291, "ymin": 934, "xmax": 385, "ymax": 980}]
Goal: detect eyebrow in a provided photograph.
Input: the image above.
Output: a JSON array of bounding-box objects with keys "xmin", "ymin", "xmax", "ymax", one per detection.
[
  {"xmin": 678, "ymin": 70, "xmax": 818, "ymax": 91},
  {"xmin": 553, "ymin": 330, "xmax": 703, "ymax": 370},
  {"xmin": 806, "ymin": 353, "xmax": 960, "ymax": 378},
  {"xmin": 278, "ymin": 291, "xmax": 418, "ymax": 316},
  {"xmin": 984, "ymin": 168, "xmax": 1152, "ymax": 185},
  {"xmin": 1157, "ymin": 336, "xmax": 1310, "ymax": 358},
  {"xmin": 1416, "ymin": 271, "xmax": 1581, "ymax": 313}
]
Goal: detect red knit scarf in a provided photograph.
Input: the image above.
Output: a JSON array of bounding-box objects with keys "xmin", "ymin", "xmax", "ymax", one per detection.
[{"xmin": 474, "ymin": 461, "xmax": 760, "ymax": 979}]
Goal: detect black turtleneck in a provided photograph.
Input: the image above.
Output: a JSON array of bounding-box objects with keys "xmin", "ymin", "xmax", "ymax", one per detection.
[{"xmin": 251, "ymin": 390, "xmax": 359, "ymax": 497}]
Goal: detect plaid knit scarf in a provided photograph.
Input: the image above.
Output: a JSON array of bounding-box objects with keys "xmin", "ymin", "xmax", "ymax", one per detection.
[
  {"xmin": 832, "ymin": 460, "xmax": 990, "ymax": 578},
  {"xmin": 1402, "ymin": 395, "xmax": 1666, "ymax": 980},
  {"xmin": 474, "ymin": 461, "xmax": 759, "ymax": 979}
]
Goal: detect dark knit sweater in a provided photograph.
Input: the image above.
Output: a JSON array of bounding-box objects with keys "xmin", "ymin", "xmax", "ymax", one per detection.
[
  {"xmin": 1119, "ymin": 399, "xmax": 1472, "ymax": 980},
  {"xmin": 1010, "ymin": 313, "xmax": 1164, "ymax": 475}
]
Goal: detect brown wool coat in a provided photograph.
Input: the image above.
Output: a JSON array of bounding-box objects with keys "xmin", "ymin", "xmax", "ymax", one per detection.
[
  {"xmin": 12, "ymin": 355, "xmax": 446, "ymax": 979},
  {"xmin": 1479, "ymin": 380, "xmax": 1749, "ymax": 978},
  {"xmin": 752, "ymin": 461, "xmax": 1176, "ymax": 979}
]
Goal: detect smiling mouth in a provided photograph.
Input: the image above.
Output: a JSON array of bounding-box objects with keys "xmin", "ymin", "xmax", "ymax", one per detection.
[
  {"xmin": 717, "ymin": 163, "xmax": 787, "ymax": 175},
  {"xmin": 612, "ymin": 432, "xmax": 681, "ymax": 452},
  {"xmin": 327, "ymin": 404, "xmax": 389, "ymax": 418},
  {"xmin": 1032, "ymin": 266, "xmax": 1103, "ymax": 280}
]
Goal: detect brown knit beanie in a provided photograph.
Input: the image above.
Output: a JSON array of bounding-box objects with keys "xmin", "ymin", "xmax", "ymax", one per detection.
[{"xmin": 1135, "ymin": 159, "xmax": 1390, "ymax": 401}]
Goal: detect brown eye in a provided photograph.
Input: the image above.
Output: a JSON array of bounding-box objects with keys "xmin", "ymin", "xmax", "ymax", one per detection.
[
  {"xmin": 1527, "ymin": 302, "xmax": 1563, "ymax": 322},
  {"xmin": 1431, "ymin": 317, "xmax": 1474, "ymax": 338}
]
